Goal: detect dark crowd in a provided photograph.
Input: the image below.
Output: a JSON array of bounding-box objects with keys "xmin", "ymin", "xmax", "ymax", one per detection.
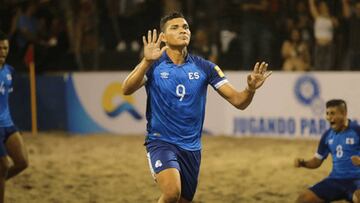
[{"xmin": 1, "ymin": 0, "xmax": 360, "ymax": 73}]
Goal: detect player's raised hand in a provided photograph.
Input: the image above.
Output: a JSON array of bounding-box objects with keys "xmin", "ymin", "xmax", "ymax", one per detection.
[
  {"xmin": 143, "ymin": 29, "xmax": 168, "ymax": 62},
  {"xmin": 351, "ymin": 156, "xmax": 360, "ymax": 166},
  {"xmin": 247, "ymin": 62, "xmax": 272, "ymax": 92}
]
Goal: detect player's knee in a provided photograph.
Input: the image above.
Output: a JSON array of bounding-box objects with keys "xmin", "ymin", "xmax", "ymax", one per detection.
[
  {"xmin": 162, "ymin": 188, "xmax": 181, "ymax": 203},
  {"xmin": 0, "ymin": 158, "xmax": 11, "ymax": 177},
  {"xmin": 296, "ymin": 192, "xmax": 315, "ymax": 203},
  {"xmin": 353, "ymin": 190, "xmax": 360, "ymax": 203},
  {"xmin": 15, "ymin": 158, "xmax": 28, "ymax": 171}
]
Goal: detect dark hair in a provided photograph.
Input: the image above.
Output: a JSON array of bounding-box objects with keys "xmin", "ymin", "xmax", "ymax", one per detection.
[
  {"xmin": 0, "ymin": 31, "xmax": 8, "ymax": 41},
  {"xmin": 160, "ymin": 12, "xmax": 185, "ymax": 32},
  {"xmin": 326, "ymin": 99, "xmax": 347, "ymax": 112}
]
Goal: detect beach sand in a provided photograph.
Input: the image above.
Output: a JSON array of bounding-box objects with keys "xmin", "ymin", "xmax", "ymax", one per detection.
[{"xmin": 6, "ymin": 133, "xmax": 346, "ymax": 203}]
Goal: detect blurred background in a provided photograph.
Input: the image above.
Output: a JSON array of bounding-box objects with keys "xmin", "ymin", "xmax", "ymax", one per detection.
[
  {"xmin": 2, "ymin": 0, "xmax": 360, "ymax": 133},
  {"xmin": 1, "ymin": 0, "xmax": 360, "ymax": 73}
]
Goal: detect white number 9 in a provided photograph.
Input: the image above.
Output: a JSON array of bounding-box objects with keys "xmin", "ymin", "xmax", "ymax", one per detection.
[{"xmin": 176, "ymin": 84, "xmax": 186, "ymax": 101}]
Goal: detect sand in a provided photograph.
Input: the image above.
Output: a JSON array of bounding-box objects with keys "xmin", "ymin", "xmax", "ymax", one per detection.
[{"xmin": 5, "ymin": 133, "xmax": 347, "ymax": 203}]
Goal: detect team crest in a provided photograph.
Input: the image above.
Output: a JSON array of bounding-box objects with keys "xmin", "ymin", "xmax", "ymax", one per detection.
[{"xmin": 346, "ymin": 138, "xmax": 355, "ymax": 145}]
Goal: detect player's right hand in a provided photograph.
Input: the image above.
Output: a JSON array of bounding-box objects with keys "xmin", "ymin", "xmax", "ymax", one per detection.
[
  {"xmin": 351, "ymin": 156, "xmax": 360, "ymax": 166},
  {"xmin": 143, "ymin": 29, "xmax": 168, "ymax": 62}
]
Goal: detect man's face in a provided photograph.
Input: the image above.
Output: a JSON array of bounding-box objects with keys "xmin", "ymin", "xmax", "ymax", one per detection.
[
  {"xmin": 326, "ymin": 106, "xmax": 347, "ymax": 132},
  {"xmin": 162, "ymin": 18, "xmax": 191, "ymax": 47},
  {"xmin": 0, "ymin": 40, "xmax": 9, "ymax": 67}
]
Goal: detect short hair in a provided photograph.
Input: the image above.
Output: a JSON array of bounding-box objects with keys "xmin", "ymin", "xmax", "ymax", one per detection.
[
  {"xmin": 0, "ymin": 31, "xmax": 8, "ymax": 41},
  {"xmin": 326, "ymin": 99, "xmax": 347, "ymax": 112},
  {"xmin": 160, "ymin": 12, "xmax": 185, "ymax": 32}
]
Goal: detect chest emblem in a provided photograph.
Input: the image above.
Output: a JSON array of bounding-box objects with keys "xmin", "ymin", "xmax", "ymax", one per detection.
[
  {"xmin": 328, "ymin": 139, "xmax": 334, "ymax": 145},
  {"xmin": 346, "ymin": 138, "xmax": 355, "ymax": 145}
]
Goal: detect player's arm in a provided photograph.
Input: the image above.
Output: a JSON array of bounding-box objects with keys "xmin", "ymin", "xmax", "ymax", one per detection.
[
  {"xmin": 308, "ymin": 0, "xmax": 319, "ymax": 19},
  {"xmin": 351, "ymin": 156, "xmax": 360, "ymax": 166},
  {"xmin": 122, "ymin": 59, "xmax": 152, "ymax": 95},
  {"xmin": 122, "ymin": 29, "xmax": 168, "ymax": 95},
  {"xmin": 217, "ymin": 62, "xmax": 271, "ymax": 110},
  {"xmin": 294, "ymin": 157, "xmax": 323, "ymax": 169}
]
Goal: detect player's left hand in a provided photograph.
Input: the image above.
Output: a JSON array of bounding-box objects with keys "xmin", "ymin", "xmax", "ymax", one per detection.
[
  {"xmin": 247, "ymin": 62, "xmax": 272, "ymax": 92},
  {"xmin": 351, "ymin": 156, "xmax": 360, "ymax": 166}
]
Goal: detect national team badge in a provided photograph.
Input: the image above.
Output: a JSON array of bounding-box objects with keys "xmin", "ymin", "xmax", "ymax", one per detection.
[{"xmin": 346, "ymin": 138, "xmax": 355, "ymax": 145}]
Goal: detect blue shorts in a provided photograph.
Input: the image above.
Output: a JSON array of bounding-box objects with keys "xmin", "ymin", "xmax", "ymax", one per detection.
[
  {"xmin": 0, "ymin": 125, "xmax": 18, "ymax": 157},
  {"xmin": 145, "ymin": 140, "xmax": 201, "ymax": 201},
  {"xmin": 310, "ymin": 177, "xmax": 360, "ymax": 202}
]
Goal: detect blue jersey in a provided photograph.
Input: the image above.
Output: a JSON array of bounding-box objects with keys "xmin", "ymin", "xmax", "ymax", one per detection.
[
  {"xmin": 0, "ymin": 64, "xmax": 14, "ymax": 127},
  {"xmin": 316, "ymin": 120, "xmax": 360, "ymax": 179},
  {"xmin": 145, "ymin": 52, "xmax": 228, "ymax": 151}
]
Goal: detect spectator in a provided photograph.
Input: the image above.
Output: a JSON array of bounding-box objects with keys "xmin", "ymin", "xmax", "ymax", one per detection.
[
  {"xmin": 191, "ymin": 28, "xmax": 218, "ymax": 63},
  {"xmin": 237, "ymin": 0, "xmax": 274, "ymax": 70},
  {"xmin": 281, "ymin": 28, "xmax": 310, "ymax": 71},
  {"xmin": 342, "ymin": 0, "xmax": 360, "ymax": 70},
  {"xmin": 308, "ymin": 0, "xmax": 338, "ymax": 70}
]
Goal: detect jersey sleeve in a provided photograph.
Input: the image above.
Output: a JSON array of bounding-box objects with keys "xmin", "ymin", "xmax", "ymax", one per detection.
[
  {"xmin": 194, "ymin": 56, "xmax": 228, "ymax": 89},
  {"xmin": 315, "ymin": 129, "xmax": 330, "ymax": 160}
]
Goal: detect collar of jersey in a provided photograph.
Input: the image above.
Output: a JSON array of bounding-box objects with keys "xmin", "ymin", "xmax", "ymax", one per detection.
[{"xmin": 160, "ymin": 51, "xmax": 193, "ymax": 64}]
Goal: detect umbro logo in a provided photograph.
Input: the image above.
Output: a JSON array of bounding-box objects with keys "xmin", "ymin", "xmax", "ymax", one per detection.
[{"xmin": 160, "ymin": 72, "xmax": 169, "ymax": 79}]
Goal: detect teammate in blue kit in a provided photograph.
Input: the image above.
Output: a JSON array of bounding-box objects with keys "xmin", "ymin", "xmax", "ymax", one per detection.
[
  {"xmin": 0, "ymin": 31, "xmax": 29, "ymax": 203},
  {"xmin": 122, "ymin": 12, "xmax": 271, "ymax": 203},
  {"xmin": 295, "ymin": 99, "xmax": 360, "ymax": 203}
]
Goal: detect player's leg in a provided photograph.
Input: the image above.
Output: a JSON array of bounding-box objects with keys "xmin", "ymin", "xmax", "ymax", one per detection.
[
  {"xmin": 0, "ymin": 156, "xmax": 10, "ymax": 203},
  {"xmin": 5, "ymin": 131, "xmax": 28, "ymax": 180},
  {"xmin": 178, "ymin": 197, "xmax": 191, "ymax": 203},
  {"xmin": 296, "ymin": 189, "xmax": 324, "ymax": 203},
  {"xmin": 146, "ymin": 141, "xmax": 182, "ymax": 203},
  {"xmin": 0, "ymin": 128, "xmax": 11, "ymax": 203},
  {"xmin": 156, "ymin": 168, "xmax": 181, "ymax": 203},
  {"xmin": 353, "ymin": 189, "xmax": 360, "ymax": 203},
  {"xmin": 297, "ymin": 178, "xmax": 351, "ymax": 203}
]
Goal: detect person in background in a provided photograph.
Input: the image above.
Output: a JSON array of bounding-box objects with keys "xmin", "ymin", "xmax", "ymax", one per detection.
[
  {"xmin": 281, "ymin": 28, "xmax": 310, "ymax": 71},
  {"xmin": 294, "ymin": 99, "xmax": 360, "ymax": 203},
  {"xmin": 0, "ymin": 31, "xmax": 29, "ymax": 203}
]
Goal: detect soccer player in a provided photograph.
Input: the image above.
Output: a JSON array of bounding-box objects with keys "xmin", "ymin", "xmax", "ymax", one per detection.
[
  {"xmin": 122, "ymin": 12, "xmax": 271, "ymax": 203},
  {"xmin": 294, "ymin": 99, "xmax": 360, "ymax": 203},
  {"xmin": 0, "ymin": 31, "xmax": 29, "ymax": 203}
]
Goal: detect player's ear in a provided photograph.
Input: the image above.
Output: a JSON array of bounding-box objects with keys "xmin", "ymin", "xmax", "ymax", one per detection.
[{"xmin": 161, "ymin": 32, "xmax": 166, "ymax": 43}]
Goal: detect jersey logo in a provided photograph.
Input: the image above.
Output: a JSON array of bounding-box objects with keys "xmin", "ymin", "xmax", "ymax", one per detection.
[
  {"xmin": 155, "ymin": 160, "xmax": 162, "ymax": 168},
  {"xmin": 6, "ymin": 74, "xmax": 12, "ymax": 81},
  {"xmin": 328, "ymin": 139, "xmax": 333, "ymax": 145},
  {"xmin": 346, "ymin": 138, "xmax": 355, "ymax": 145},
  {"xmin": 160, "ymin": 72, "xmax": 169, "ymax": 79},
  {"xmin": 214, "ymin": 66, "xmax": 225, "ymax": 78}
]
